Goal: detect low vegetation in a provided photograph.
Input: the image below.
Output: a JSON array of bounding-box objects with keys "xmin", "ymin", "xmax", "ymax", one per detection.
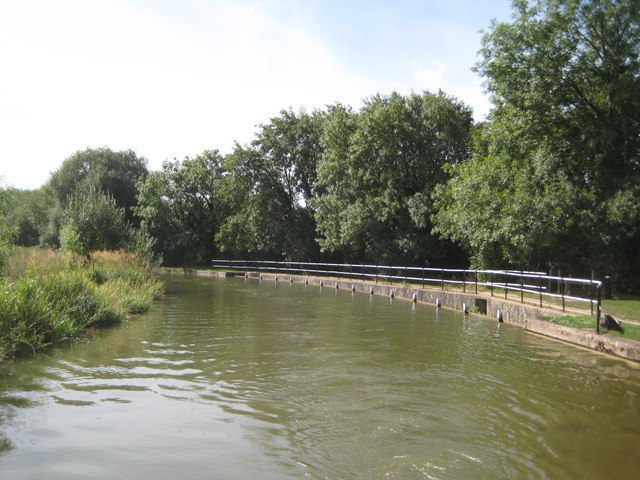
[
  {"xmin": 0, "ymin": 247, "xmax": 163, "ymax": 361},
  {"xmin": 541, "ymin": 307, "xmax": 640, "ymax": 343}
]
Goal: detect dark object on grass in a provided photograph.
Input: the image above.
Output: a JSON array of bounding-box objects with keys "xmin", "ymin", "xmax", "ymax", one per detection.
[{"xmin": 600, "ymin": 314, "xmax": 624, "ymax": 333}]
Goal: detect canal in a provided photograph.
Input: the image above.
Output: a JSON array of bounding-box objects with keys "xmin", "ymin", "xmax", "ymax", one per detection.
[{"xmin": 1, "ymin": 274, "xmax": 639, "ymax": 479}]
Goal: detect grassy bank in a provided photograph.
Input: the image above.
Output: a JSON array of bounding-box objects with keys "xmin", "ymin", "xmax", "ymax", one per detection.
[
  {"xmin": 541, "ymin": 299, "xmax": 640, "ymax": 343},
  {"xmin": 0, "ymin": 248, "xmax": 163, "ymax": 360}
]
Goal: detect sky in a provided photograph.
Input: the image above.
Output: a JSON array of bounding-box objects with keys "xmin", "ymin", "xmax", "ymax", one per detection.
[{"xmin": 0, "ymin": 0, "xmax": 513, "ymax": 190}]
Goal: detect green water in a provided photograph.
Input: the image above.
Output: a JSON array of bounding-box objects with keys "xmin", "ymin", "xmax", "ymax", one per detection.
[{"xmin": 1, "ymin": 274, "xmax": 639, "ymax": 479}]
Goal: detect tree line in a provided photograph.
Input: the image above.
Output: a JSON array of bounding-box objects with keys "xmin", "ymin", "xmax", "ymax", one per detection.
[{"xmin": 2, "ymin": 0, "xmax": 638, "ymax": 291}]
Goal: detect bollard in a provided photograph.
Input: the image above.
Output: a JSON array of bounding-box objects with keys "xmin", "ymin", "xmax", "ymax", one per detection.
[
  {"xmin": 369, "ymin": 286, "xmax": 374, "ymax": 295},
  {"xmin": 462, "ymin": 303, "xmax": 469, "ymax": 314},
  {"xmin": 390, "ymin": 290, "xmax": 395, "ymax": 299},
  {"xmin": 436, "ymin": 298, "xmax": 441, "ymax": 308},
  {"xmin": 497, "ymin": 310, "xmax": 503, "ymax": 323},
  {"xmin": 412, "ymin": 292, "xmax": 417, "ymax": 303}
]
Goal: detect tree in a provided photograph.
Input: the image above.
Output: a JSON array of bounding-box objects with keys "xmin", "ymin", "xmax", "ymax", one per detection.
[
  {"xmin": 49, "ymin": 147, "xmax": 148, "ymax": 224},
  {"xmin": 435, "ymin": 0, "xmax": 640, "ymax": 285},
  {"xmin": 0, "ymin": 182, "xmax": 14, "ymax": 273},
  {"xmin": 135, "ymin": 151, "xmax": 224, "ymax": 265},
  {"xmin": 313, "ymin": 92, "xmax": 473, "ymax": 265},
  {"xmin": 216, "ymin": 109, "xmax": 325, "ymax": 260},
  {"xmin": 59, "ymin": 185, "xmax": 131, "ymax": 257},
  {"xmin": 434, "ymin": 123, "xmax": 578, "ymax": 269},
  {"xmin": 3, "ymin": 187, "xmax": 51, "ymax": 247}
]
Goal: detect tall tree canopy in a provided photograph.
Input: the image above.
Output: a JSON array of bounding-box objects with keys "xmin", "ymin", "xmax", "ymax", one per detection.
[
  {"xmin": 216, "ymin": 109, "xmax": 325, "ymax": 260},
  {"xmin": 36, "ymin": 147, "xmax": 149, "ymax": 247},
  {"xmin": 314, "ymin": 92, "xmax": 473, "ymax": 265},
  {"xmin": 49, "ymin": 147, "xmax": 149, "ymax": 224},
  {"xmin": 434, "ymin": 0, "xmax": 640, "ymax": 284},
  {"xmin": 135, "ymin": 151, "xmax": 224, "ymax": 265}
]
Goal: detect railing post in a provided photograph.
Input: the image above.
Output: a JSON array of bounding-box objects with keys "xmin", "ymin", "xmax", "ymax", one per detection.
[
  {"xmin": 538, "ymin": 274, "xmax": 543, "ymax": 308},
  {"xmin": 520, "ymin": 271, "xmax": 524, "ymax": 303},
  {"xmin": 590, "ymin": 272, "xmax": 594, "ymax": 316},
  {"xmin": 596, "ymin": 284, "xmax": 602, "ymax": 334},
  {"xmin": 422, "ymin": 267, "xmax": 425, "ymax": 288},
  {"xmin": 557, "ymin": 269, "xmax": 562, "ymax": 295},
  {"xmin": 561, "ymin": 275, "xmax": 565, "ymax": 312},
  {"xmin": 475, "ymin": 270, "xmax": 478, "ymax": 294},
  {"xmin": 441, "ymin": 268, "xmax": 445, "ymax": 290},
  {"xmin": 504, "ymin": 273, "xmax": 508, "ymax": 299},
  {"xmin": 490, "ymin": 273, "xmax": 494, "ymax": 297},
  {"xmin": 605, "ymin": 275, "xmax": 612, "ymax": 300},
  {"xmin": 462, "ymin": 269, "xmax": 466, "ymax": 293}
]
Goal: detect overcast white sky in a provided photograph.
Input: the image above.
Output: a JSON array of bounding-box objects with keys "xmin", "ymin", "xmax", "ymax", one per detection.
[{"xmin": 0, "ymin": 0, "xmax": 513, "ymax": 190}]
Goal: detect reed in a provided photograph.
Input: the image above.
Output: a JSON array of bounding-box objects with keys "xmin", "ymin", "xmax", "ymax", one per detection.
[{"xmin": 0, "ymin": 248, "xmax": 163, "ymax": 360}]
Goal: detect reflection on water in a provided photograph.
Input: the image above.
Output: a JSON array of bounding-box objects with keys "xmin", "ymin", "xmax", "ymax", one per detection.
[{"xmin": 1, "ymin": 274, "xmax": 639, "ymax": 479}]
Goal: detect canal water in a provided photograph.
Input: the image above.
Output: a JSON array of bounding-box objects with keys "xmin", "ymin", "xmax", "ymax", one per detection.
[{"xmin": 1, "ymin": 274, "xmax": 639, "ymax": 479}]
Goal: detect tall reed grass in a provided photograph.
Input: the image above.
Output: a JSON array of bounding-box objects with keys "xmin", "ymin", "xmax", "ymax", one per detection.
[{"xmin": 0, "ymin": 247, "xmax": 163, "ymax": 360}]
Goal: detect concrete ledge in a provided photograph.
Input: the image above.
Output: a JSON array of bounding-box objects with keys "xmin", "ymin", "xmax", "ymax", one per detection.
[
  {"xmin": 158, "ymin": 268, "xmax": 241, "ymax": 278},
  {"xmin": 525, "ymin": 318, "xmax": 640, "ymax": 362}
]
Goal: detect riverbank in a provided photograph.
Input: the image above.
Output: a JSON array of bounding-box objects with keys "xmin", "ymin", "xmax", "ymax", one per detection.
[
  {"xmin": 0, "ymin": 248, "xmax": 164, "ymax": 361},
  {"xmin": 165, "ymin": 268, "xmax": 640, "ymax": 363}
]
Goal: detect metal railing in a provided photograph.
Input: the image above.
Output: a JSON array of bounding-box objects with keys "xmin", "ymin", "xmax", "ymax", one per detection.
[{"xmin": 211, "ymin": 260, "xmax": 602, "ymax": 326}]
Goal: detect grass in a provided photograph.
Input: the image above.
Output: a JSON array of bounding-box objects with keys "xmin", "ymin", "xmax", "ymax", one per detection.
[
  {"xmin": 601, "ymin": 295, "xmax": 640, "ymax": 323},
  {"xmin": 540, "ymin": 314, "xmax": 640, "ymax": 342},
  {"xmin": 0, "ymin": 247, "xmax": 163, "ymax": 360}
]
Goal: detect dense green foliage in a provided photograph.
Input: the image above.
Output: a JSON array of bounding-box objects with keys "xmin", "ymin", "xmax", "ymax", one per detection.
[
  {"xmin": 0, "ymin": 185, "xmax": 13, "ymax": 272},
  {"xmin": 1, "ymin": 0, "xmax": 638, "ymax": 290},
  {"xmin": 216, "ymin": 109, "xmax": 325, "ymax": 260},
  {"xmin": 135, "ymin": 151, "xmax": 224, "ymax": 265},
  {"xmin": 0, "ymin": 249, "xmax": 163, "ymax": 360},
  {"xmin": 434, "ymin": 0, "xmax": 640, "ymax": 286},
  {"xmin": 314, "ymin": 92, "xmax": 472, "ymax": 264},
  {"xmin": 60, "ymin": 186, "xmax": 131, "ymax": 256},
  {"xmin": 8, "ymin": 147, "xmax": 150, "ymax": 249},
  {"xmin": 48, "ymin": 147, "xmax": 148, "ymax": 224}
]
